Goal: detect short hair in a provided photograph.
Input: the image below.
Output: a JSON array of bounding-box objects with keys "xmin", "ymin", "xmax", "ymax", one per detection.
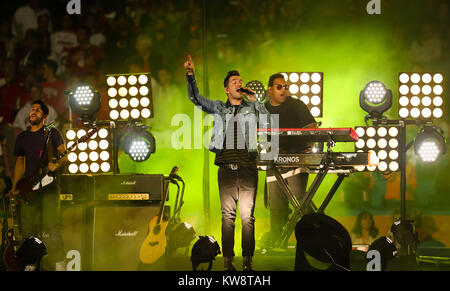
[
  {"xmin": 268, "ymin": 73, "xmax": 285, "ymax": 87},
  {"xmin": 31, "ymin": 100, "xmax": 49, "ymax": 117},
  {"xmin": 223, "ymin": 70, "xmax": 240, "ymax": 88}
]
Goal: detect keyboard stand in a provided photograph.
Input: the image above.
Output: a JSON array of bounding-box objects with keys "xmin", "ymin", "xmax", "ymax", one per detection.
[{"xmin": 270, "ymin": 139, "xmax": 352, "ymax": 248}]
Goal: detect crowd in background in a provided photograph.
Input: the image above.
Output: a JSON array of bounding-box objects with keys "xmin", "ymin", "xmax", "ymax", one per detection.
[{"xmin": 0, "ymin": 0, "xmax": 448, "ymax": 210}]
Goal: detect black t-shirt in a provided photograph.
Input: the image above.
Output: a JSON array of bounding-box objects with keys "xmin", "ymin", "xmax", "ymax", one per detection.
[
  {"xmin": 265, "ymin": 96, "xmax": 316, "ymax": 153},
  {"xmin": 14, "ymin": 126, "xmax": 65, "ymax": 178}
]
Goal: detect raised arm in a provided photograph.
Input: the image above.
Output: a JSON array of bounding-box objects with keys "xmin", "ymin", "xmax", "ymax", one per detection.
[{"xmin": 184, "ymin": 54, "xmax": 217, "ymax": 114}]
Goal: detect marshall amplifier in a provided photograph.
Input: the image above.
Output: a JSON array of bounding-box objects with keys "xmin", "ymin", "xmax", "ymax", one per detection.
[
  {"xmin": 91, "ymin": 204, "xmax": 170, "ymax": 271},
  {"xmin": 93, "ymin": 174, "xmax": 167, "ymax": 201},
  {"xmin": 60, "ymin": 174, "xmax": 93, "ymax": 201}
]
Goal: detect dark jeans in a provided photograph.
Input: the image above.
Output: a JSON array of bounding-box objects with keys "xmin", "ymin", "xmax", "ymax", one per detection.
[
  {"xmin": 218, "ymin": 166, "xmax": 258, "ymax": 257},
  {"xmin": 19, "ymin": 182, "xmax": 65, "ymax": 270},
  {"xmin": 267, "ymin": 171, "xmax": 309, "ymax": 240}
]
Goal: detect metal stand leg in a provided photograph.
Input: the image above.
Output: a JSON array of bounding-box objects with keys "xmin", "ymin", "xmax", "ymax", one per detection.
[
  {"xmin": 317, "ymin": 174, "xmax": 347, "ymax": 213},
  {"xmin": 273, "ymin": 167, "xmax": 329, "ymax": 248}
]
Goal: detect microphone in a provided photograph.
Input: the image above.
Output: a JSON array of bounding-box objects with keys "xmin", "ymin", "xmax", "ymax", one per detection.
[
  {"xmin": 45, "ymin": 121, "xmax": 56, "ymax": 130},
  {"xmin": 237, "ymin": 87, "xmax": 255, "ymax": 95}
]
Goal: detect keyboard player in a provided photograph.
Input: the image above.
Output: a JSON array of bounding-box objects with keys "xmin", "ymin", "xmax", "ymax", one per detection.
[{"xmin": 264, "ymin": 73, "xmax": 317, "ymax": 248}]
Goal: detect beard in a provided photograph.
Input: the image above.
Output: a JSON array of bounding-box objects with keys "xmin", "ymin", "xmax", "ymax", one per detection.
[{"xmin": 29, "ymin": 115, "xmax": 44, "ymax": 126}]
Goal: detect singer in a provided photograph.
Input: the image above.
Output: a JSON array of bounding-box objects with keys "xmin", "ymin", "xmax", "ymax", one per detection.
[
  {"xmin": 184, "ymin": 55, "xmax": 269, "ymax": 271},
  {"xmin": 12, "ymin": 100, "xmax": 67, "ymax": 270}
]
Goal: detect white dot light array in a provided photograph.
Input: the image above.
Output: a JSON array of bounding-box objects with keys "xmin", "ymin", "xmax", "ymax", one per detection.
[
  {"xmin": 65, "ymin": 127, "xmax": 112, "ymax": 174},
  {"xmin": 245, "ymin": 80, "xmax": 267, "ymax": 102},
  {"xmin": 363, "ymin": 81, "xmax": 388, "ymax": 104},
  {"xmin": 398, "ymin": 72, "xmax": 445, "ymax": 120},
  {"xmin": 280, "ymin": 72, "xmax": 323, "ymax": 117},
  {"xmin": 106, "ymin": 73, "xmax": 153, "ymax": 121},
  {"xmin": 128, "ymin": 140, "xmax": 151, "ymax": 162},
  {"xmin": 354, "ymin": 126, "xmax": 401, "ymax": 172},
  {"xmin": 74, "ymin": 86, "xmax": 95, "ymax": 106},
  {"xmin": 416, "ymin": 140, "xmax": 441, "ymax": 162}
]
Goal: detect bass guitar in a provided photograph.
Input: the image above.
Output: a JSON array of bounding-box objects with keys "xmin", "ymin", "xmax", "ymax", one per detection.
[
  {"xmin": 16, "ymin": 127, "xmax": 98, "ymax": 204},
  {"xmin": 139, "ymin": 167, "xmax": 177, "ymax": 264}
]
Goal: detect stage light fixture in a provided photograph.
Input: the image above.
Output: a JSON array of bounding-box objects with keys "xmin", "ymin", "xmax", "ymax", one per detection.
[
  {"xmin": 106, "ymin": 73, "xmax": 153, "ymax": 121},
  {"xmin": 414, "ymin": 126, "xmax": 446, "ymax": 163},
  {"xmin": 121, "ymin": 127, "xmax": 156, "ymax": 162},
  {"xmin": 166, "ymin": 222, "xmax": 197, "ymax": 254},
  {"xmin": 367, "ymin": 236, "xmax": 398, "ymax": 271},
  {"xmin": 68, "ymin": 85, "xmax": 101, "ymax": 121},
  {"xmin": 280, "ymin": 72, "xmax": 324, "ymax": 117},
  {"xmin": 398, "ymin": 72, "xmax": 445, "ymax": 120},
  {"xmin": 359, "ymin": 81, "xmax": 393, "ymax": 119},
  {"xmin": 65, "ymin": 127, "xmax": 112, "ymax": 174},
  {"xmin": 245, "ymin": 80, "xmax": 267, "ymax": 102},
  {"xmin": 354, "ymin": 125, "xmax": 401, "ymax": 172},
  {"xmin": 190, "ymin": 236, "xmax": 221, "ymax": 271}
]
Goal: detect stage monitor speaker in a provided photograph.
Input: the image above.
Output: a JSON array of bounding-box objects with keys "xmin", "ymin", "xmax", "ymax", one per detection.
[{"xmin": 91, "ymin": 204, "xmax": 170, "ymax": 271}]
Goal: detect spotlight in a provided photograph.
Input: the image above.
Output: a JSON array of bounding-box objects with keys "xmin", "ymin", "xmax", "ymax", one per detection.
[
  {"xmin": 121, "ymin": 127, "xmax": 156, "ymax": 162},
  {"xmin": 359, "ymin": 81, "xmax": 393, "ymax": 119},
  {"xmin": 65, "ymin": 127, "xmax": 112, "ymax": 174},
  {"xmin": 245, "ymin": 80, "xmax": 267, "ymax": 102},
  {"xmin": 398, "ymin": 72, "xmax": 445, "ymax": 120},
  {"xmin": 295, "ymin": 213, "xmax": 352, "ymax": 271},
  {"xmin": 106, "ymin": 73, "xmax": 153, "ymax": 121},
  {"xmin": 366, "ymin": 236, "xmax": 398, "ymax": 271},
  {"xmin": 166, "ymin": 222, "xmax": 197, "ymax": 254},
  {"xmin": 68, "ymin": 85, "xmax": 101, "ymax": 121},
  {"xmin": 190, "ymin": 236, "xmax": 221, "ymax": 271},
  {"xmin": 354, "ymin": 126, "xmax": 400, "ymax": 172},
  {"xmin": 16, "ymin": 236, "xmax": 47, "ymax": 271},
  {"xmin": 280, "ymin": 72, "xmax": 324, "ymax": 117},
  {"xmin": 414, "ymin": 126, "xmax": 446, "ymax": 163}
]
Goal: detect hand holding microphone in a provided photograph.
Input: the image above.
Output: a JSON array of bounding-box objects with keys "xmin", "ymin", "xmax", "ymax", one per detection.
[{"xmin": 238, "ymin": 87, "xmax": 256, "ymax": 102}]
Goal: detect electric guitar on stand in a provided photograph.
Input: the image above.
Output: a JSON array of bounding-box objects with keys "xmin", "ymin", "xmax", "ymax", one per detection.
[
  {"xmin": 16, "ymin": 127, "xmax": 98, "ymax": 204},
  {"xmin": 139, "ymin": 167, "xmax": 177, "ymax": 264},
  {"xmin": 2, "ymin": 192, "xmax": 22, "ymax": 271}
]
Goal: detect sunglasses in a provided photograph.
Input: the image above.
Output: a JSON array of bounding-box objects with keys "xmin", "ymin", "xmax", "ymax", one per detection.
[{"xmin": 272, "ymin": 84, "xmax": 289, "ymax": 90}]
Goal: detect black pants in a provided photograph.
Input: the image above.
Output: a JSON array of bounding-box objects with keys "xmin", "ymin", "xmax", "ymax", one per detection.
[
  {"xmin": 19, "ymin": 182, "xmax": 65, "ymax": 270},
  {"xmin": 267, "ymin": 171, "xmax": 309, "ymax": 240},
  {"xmin": 218, "ymin": 166, "xmax": 258, "ymax": 257}
]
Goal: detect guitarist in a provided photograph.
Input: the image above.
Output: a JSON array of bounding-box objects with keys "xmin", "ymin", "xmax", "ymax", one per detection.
[{"xmin": 12, "ymin": 100, "xmax": 67, "ymax": 271}]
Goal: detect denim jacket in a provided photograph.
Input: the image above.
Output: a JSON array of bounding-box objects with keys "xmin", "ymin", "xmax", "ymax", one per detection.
[{"xmin": 186, "ymin": 74, "xmax": 270, "ymax": 157}]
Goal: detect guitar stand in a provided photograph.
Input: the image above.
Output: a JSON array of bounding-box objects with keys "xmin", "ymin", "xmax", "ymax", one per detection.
[{"xmin": 271, "ymin": 137, "xmax": 350, "ymax": 248}]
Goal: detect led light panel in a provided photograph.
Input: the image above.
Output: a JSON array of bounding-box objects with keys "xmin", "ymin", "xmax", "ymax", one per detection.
[
  {"xmin": 280, "ymin": 72, "xmax": 323, "ymax": 117},
  {"xmin": 354, "ymin": 126, "xmax": 401, "ymax": 172},
  {"xmin": 398, "ymin": 72, "xmax": 445, "ymax": 120},
  {"xmin": 65, "ymin": 127, "xmax": 113, "ymax": 174},
  {"xmin": 106, "ymin": 73, "xmax": 153, "ymax": 121}
]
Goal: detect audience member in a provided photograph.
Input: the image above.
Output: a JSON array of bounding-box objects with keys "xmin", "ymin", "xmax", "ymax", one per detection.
[
  {"xmin": 40, "ymin": 59, "xmax": 68, "ymax": 120},
  {"xmin": 0, "ymin": 58, "xmax": 27, "ymax": 124},
  {"xmin": 351, "ymin": 211, "xmax": 380, "ymax": 246},
  {"xmin": 13, "ymin": 84, "xmax": 58, "ymax": 131}
]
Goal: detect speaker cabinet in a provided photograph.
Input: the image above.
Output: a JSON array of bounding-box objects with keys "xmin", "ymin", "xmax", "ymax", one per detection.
[
  {"xmin": 61, "ymin": 203, "xmax": 88, "ymax": 271},
  {"xmin": 91, "ymin": 204, "xmax": 169, "ymax": 271}
]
